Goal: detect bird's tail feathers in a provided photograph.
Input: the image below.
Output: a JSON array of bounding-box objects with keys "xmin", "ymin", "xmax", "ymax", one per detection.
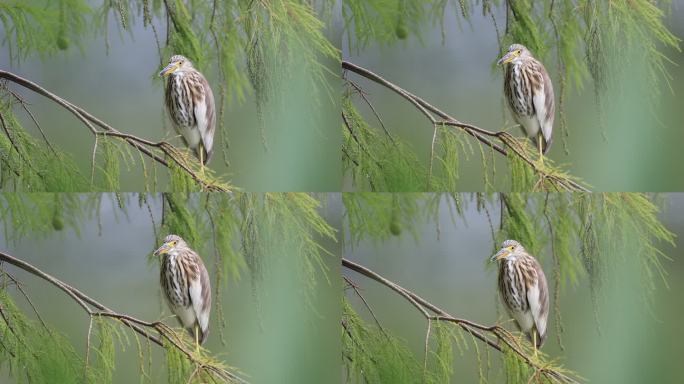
[{"xmin": 541, "ymin": 136, "xmax": 552, "ymax": 155}]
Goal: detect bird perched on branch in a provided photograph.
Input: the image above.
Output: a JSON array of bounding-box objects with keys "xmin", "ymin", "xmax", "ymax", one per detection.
[
  {"xmin": 154, "ymin": 234, "xmax": 212, "ymax": 351},
  {"xmin": 497, "ymin": 44, "xmax": 555, "ymax": 164},
  {"xmin": 491, "ymin": 239, "xmax": 549, "ymax": 350},
  {"xmin": 160, "ymin": 55, "xmax": 216, "ymax": 166}
]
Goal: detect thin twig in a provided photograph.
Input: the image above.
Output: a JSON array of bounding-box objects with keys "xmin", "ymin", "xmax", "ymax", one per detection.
[
  {"xmin": 84, "ymin": 316, "xmax": 94, "ymax": 381},
  {"xmin": 5, "ymin": 87, "xmax": 58, "ymax": 156},
  {"xmin": 0, "ymin": 270, "xmax": 50, "ymax": 332},
  {"xmin": 423, "ymin": 318, "xmax": 431, "ymax": 382},
  {"xmin": 427, "ymin": 123, "xmax": 439, "ymax": 189},
  {"xmin": 343, "ymin": 276, "xmax": 387, "ymax": 337},
  {"xmin": 346, "ymin": 79, "xmax": 395, "ymax": 144}
]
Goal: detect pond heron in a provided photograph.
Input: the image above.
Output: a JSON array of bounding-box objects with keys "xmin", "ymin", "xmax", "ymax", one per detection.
[
  {"xmin": 160, "ymin": 55, "xmax": 216, "ymax": 166},
  {"xmin": 498, "ymin": 44, "xmax": 555, "ymax": 164},
  {"xmin": 154, "ymin": 234, "xmax": 212, "ymax": 351},
  {"xmin": 491, "ymin": 239, "xmax": 549, "ymax": 350}
]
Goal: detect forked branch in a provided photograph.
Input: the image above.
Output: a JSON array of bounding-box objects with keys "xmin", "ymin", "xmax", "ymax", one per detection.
[
  {"xmin": 0, "ymin": 251, "xmax": 248, "ymax": 384},
  {"xmin": 342, "ymin": 61, "xmax": 590, "ymax": 192},
  {"xmin": 342, "ymin": 257, "xmax": 580, "ymax": 384}
]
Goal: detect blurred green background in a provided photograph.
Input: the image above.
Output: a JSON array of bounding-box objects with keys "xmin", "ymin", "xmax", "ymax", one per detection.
[
  {"xmin": 0, "ymin": 193, "xmax": 341, "ymax": 384},
  {"xmin": 343, "ymin": 4, "xmax": 684, "ymax": 191},
  {"xmin": 344, "ymin": 193, "xmax": 684, "ymax": 383},
  {"xmin": 0, "ymin": 3, "xmax": 341, "ymax": 192}
]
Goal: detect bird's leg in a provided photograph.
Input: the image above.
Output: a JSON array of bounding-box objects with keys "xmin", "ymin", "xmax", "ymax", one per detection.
[
  {"xmin": 194, "ymin": 324, "xmax": 200, "ymax": 354},
  {"xmin": 198, "ymin": 144, "xmax": 206, "ymax": 178},
  {"xmin": 532, "ymin": 332, "xmax": 538, "ymax": 359},
  {"xmin": 199, "ymin": 145, "xmax": 205, "ymax": 177},
  {"xmin": 537, "ymin": 134, "xmax": 544, "ymax": 167}
]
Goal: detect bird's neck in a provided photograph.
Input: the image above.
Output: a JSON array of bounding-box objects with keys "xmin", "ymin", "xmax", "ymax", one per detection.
[
  {"xmin": 170, "ymin": 70, "xmax": 188, "ymax": 78},
  {"xmin": 163, "ymin": 250, "xmax": 180, "ymax": 261},
  {"xmin": 505, "ymin": 255, "xmax": 519, "ymax": 266}
]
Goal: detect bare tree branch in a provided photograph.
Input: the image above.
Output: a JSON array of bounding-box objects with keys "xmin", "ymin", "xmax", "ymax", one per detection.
[
  {"xmin": 342, "ymin": 61, "xmax": 590, "ymax": 192},
  {"xmin": 0, "ymin": 251, "xmax": 248, "ymax": 384},
  {"xmin": 342, "ymin": 257, "xmax": 580, "ymax": 384}
]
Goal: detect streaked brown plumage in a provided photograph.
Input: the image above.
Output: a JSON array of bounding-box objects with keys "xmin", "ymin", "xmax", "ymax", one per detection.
[
  {"xmin": 160, "ymin": 55, "xmax": 216, "ymax": 165},
  {"xmin": 154, "ymin": 234, "xmax": 212, "ymax": 346},
  {"xmin": 491, "ymin": 239, "xmax": 549, "ymax": 348},
  {"xmin": 498, "ymin": 44, "xmax": 555, "ymax": 156}
]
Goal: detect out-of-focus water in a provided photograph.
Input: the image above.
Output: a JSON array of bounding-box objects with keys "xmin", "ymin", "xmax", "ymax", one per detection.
[
  {"xmin": 344, "ymin": 193, "xmax": 684, "ymax": 383},
  {"xmin": 0, "ymin": 194, "xmax": 341, "ymax": 384},
  {"xmin": 344, "ymin": 4, "xmax": 684, "ymax": 191}
]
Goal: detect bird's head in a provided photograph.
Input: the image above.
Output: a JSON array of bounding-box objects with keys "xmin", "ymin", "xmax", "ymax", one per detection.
[
  {"xmin": 154, "ymin": 234, "xmax": 186, "ymax": 256},
  {"xmin": 497, "ymin": 44, "xmax": 531, "ymax": 66},
  {"xmin": 159, "ymin": 55, "xmax": 194, "ymax": 77},
  {"xmin": 490, "ymin": 239, "xmax": 524, "ymax": 262}
]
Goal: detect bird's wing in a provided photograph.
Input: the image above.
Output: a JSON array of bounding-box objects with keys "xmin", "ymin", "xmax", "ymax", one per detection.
[
  {"xmin": 164, "ymin": 77, "xmax": 189, "ymax": 147},
  {"xmin": 531, "ymin": 63, "xmax": 555, "ymax": 151},
  {"xmin": 188, "ymin": 256, "xmax": 212, "ymax": 342},
  {"xmin": 526, "ymin": 259, "xmax": 549, "ymax": 346},
  {"xmin": 194, "ymin": 74, "xmax": 216, "ymax": 163}
]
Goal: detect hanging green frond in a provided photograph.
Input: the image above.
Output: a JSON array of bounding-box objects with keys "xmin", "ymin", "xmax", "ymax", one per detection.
[
  {"xmin": 342, "ymin": 0, "xmax": 452, "ymax": 49},
  {"xmin": 91, "ymin": 316, "xmax": 116, "ymax": 384},
  {"xmin": 505, "ymin": 0, "xmax": 547, "ymax": 58},
  {"xmin": 343, "ymin": 93, "xmax": 427, "ymax": 191},
  {"xmin": 160, "ymin": 193, "xmax": 205, "ymax": 250},
  {"xmin": 427, "ymin": 321, "xmax": 457, "ymax": 383},
  {"xmin": 508, "ymin": 151, "xmax": 536, "ymax": 192},
  {"xmin": 0, "ymin": 193, "xmax": 99, "ymax": 242},
  {"xmin": 165, "ymin": 338, "xmax": 192, "ymax": 384},
  {"xmin": 0, "ymin": 100, "xmax": 88, "ymax": 191},
  {"xmin": 501, "ymin": 344, "xmax": 532, "ymax": 384},
  {"xmin": 432, "ymin": 127, "xmax": 462, "ymax": 191},
  {"xmin": 206, "ymin": 194, "xmax": 245, "ymax": 282},
  {"xmin": 343, "ymin": 192, "xmax": 434, "ymax": 244},
  {"xmin": 166, "ymin": 158, "xmax": 201, "ymax": 193},
  {"xmin": 0, "ymin": 289, "xmax": 105, "ymax": 383},
  {"xmin": 342, "ymin": 297, "xmax": 424, "ymax": 383},
  {"xmin": 260, "ymin": 193, "xmax": 336, "ymax": 304},
  {"xmin": 573, "ymin": 193, "xmax": 674, "ymax": 306},
  {"xmin": 499, "ymin": 193, "xmax": 541, "ymax": 256},
  {"xmin": 94, "ymin": 136, "xmax": 123, "ymax": 192},
  {"xmin": 0, "ymin": 0, "xmax": 89, "ymax": 62}
]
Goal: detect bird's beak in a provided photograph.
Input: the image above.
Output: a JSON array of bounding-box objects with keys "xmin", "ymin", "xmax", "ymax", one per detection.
[
  {"xmin": 497, "ymin": 51, "xmax": 516, "ymax": 66},
  {"xmin": 490, "ymin": 248, "xmax": 509, "ymax": 262},
  {"xmin": 154, "ymin": 243, "xmax": 170, "ymax": 256},
  {"xmin": 159, "ymin": 62, "xmax": 179, "ymax": 77}
]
